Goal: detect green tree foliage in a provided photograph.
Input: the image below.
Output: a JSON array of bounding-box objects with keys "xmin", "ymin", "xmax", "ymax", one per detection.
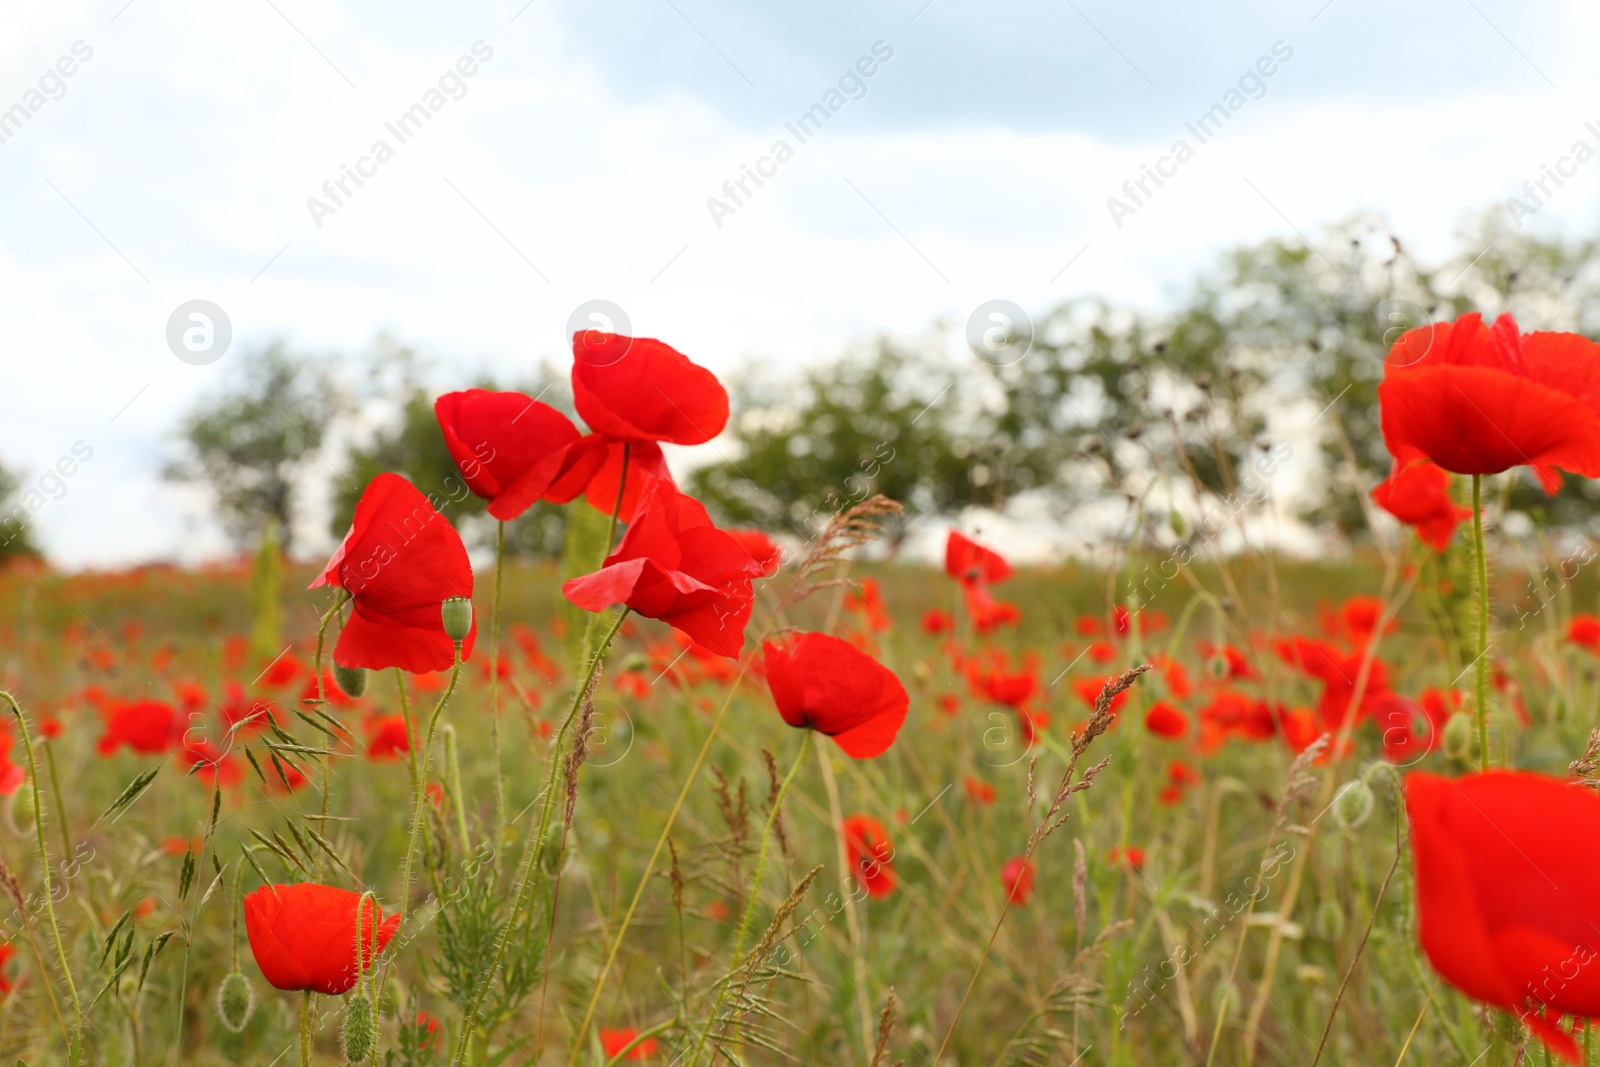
[
  {"xmin": 0, "ymin": 460, "xmax": 42, "ymax": 564},
  {"xmin": 164, "ymin": 342, "xmax": 340, "ymax": 554}
]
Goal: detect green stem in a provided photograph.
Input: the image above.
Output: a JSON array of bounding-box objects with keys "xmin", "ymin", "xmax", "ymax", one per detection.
[
  {"xmin": 580, "ymin": 444, "xmax": 631, "ymax": 664},
  {"xmin": 2, "ymin": 693, "xmax": 83, "ymax": 1064},
  {"xmin": 694, "ymin": 736, "xmax": 810, "ymax": 1064},
  {"xmin": 43, "ymin": 739, "xmax": 71, "ymax": 861},
  {"xmin": 490, "ymin": 520, "xmax": 507, "ymax": 866},
  {"xmin": 451, "ymin": 608, "xmax": 630, "ymax": 1067},
  {"xmin": 396, "ymin": 649, "xmax": 465, "ymax": 926},
  {"xmin": 1472, "ymin": 473, "xmax": 1490, "ymax": 771},
  {"xmin": 299, "ymin": 990, "xmax": 313, "ymax": 1067}
]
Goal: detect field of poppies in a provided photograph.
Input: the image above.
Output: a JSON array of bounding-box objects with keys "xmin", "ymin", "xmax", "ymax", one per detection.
[{"xmin": 6, "ymin": 313, "xmax": 1600, "ymax": 1066}]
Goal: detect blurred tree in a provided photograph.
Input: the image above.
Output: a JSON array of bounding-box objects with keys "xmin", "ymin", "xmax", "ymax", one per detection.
[
  {"xmin": 164, "ymin": 342, "xmax": 340, "ymax": 555},
  {"xmin": 0, "ymin": 461, "xmax": 43, "ymax": 564},
  {"xmin": 687, "ymin": 337, "xmax": 1010, "ymax": 546}
]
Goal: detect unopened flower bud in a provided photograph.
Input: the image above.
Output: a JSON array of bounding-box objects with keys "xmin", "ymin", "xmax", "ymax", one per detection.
[
  {"xmin": 441, "ymin": 597, "xmax": 473, "ymax": 644},
  {"xmin": 1333, "ymin": 778, "xmax": 1374, "ymax": 830},
  {"xmin": 342, "ymin": 994, "xmax": 376, "ymax": 1062},
  {"xmin": 333, "ymin": 663, "xmax": 367, "ymax": 698},
  {"xmin": 1442, "ymin": 713, "xmax": 1476, "ymax": 762},
  {"xmin": 10, "ymin": 785, "xmax": 35, "ymax": 833},
  {"xmin": 215, "ymin": 971, "xmax": 255, "ymax": 1032},
  {"xmin": 1207, "ymin": 654, "xmax": 1229, "ymax": 680}
]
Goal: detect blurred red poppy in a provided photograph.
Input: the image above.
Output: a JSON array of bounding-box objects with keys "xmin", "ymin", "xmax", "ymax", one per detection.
[
  {"xmin": 1569, "ymin": 615, "xmax": 1600, "ymax": 655},
  {"xmin": 1371, "ymin": 459, "xmax": 1472, "ymax": 550},
  {"xmin": 921, "ymin": 608, "xmax": 955, "ymax": 635},
  {"xmin": 571, "ymin": 333, "xmax": 728, "ymax": 520},
  {"xmin": 599, "ymin": 1028, "xmax": 658, "ymax": 1060},
  {"xmin": 0, "ymin": 943, "xmax": 18, "ymax": 999},
  {"xmin": 365, "ymin": 715, "xmax": 410, "ymax": 761},
  {"xmin": 843, "ymin": 814, "xmax": 896, "ymax": 897},
  {"xmin": 1108, "ymin": 846, "xmax": 1145, "ymax": 870},
  {"xmin": 563, "ymin": 477, "xmax": 765, "ymax": 658},
  {"xmin": 244, "ymin": 883, "xmax": 399, "ymax": 995},
  {"xmin": 763, "ymin": 632, "xmax": 908, "ymax": 758},
  {"xmin": 97, "ymin": 699, "xmax": 178, "ymax": 756},
  {"xmin": 1379, "ymin": 312, "xmax": 1600, "ymax": 494},
  {"xmin": 434, "ymin": 389, "xmax": 607, "ymax": 521},
  {"xmin": 964, "ymin": 775, "xmax": 996, "ymax": 805},
  {"xmin": 1144, "ymin": 700, "xmax": 1189, "ymax": 740},
  {"xmin": 945, "ymin": 531, "xmax": 1012, "ymax": 585},
  {"xmin": 1406, "ymin": 771, "xmax": 1600, "ymax": 1061},
  {"xmin": 312, "ymin": 473, "xmax": 476, "ymax": 674},
  {"xmin": 1000, "ymin": 856, "xmax": 1035, "ymax": 905},
  {"xmin": 0, "ymin": 732, "xmax": 22, "ymax": 796}
]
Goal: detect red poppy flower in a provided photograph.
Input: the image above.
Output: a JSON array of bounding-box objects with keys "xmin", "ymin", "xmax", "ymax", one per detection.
[
  {"xmin": 763, "ymin": 632, "xmax": 908, "ymax": 759},
  {"xmin": 1275, "ymin": 636, "xmax": 1392, "ymax": 731},
  {"xmin": 967, "ymin": 650, "xmax": 1039, "ymax": 709},
  {"xmin": 0, "ymin": 732, "xmax": 22, "ymax": 796},
  {"xmin": 571, "ymin": 333, "xmax": 728, "ymax": 520},
  {"xmin": 365, "ymin": 715, "xmax": 410, "ymax": 761},
  {"xmin": 964, "ymin": 775, "xmax": 996, "ymax": 805},
  {"xmin": 1144, "ymin": 701, "xmax": 1189, "ymax": 740},
  {"xmin": 1570, "ymin": 615, "xmax": 1600, "ymax": 655},
  {"xmin": 0, "ymin": 943, "xmax": 18, "ymax": 999},
  {"xmin": 312, "ymin": 473, "xmax": 476, "ymax": 674},
  {"xmin": 1371, "ymin": 460, "xmax": 1472, "ymax": 551},
  {"xmin": 1199, "ymin": 642, "xmax": 1256, "ymax": 680},
  {"xmin": 434, "ymin": 389, "xmax": 607, "ymax": 521},
  {"xmin": 244, "ymin": 883, "xmax": 400, "ymax": 995},
  {"xmin": 843, "ymin": 815, "xmax": 896, "ymax": 898},
  {"xmin": 599, "ymin": 1027, "xmax": 659, "ymax": 1060},
  {"xmin": 945, "ymin": 531, "xmax": 1011, "ymax": 585},
  {"xmin": 562, "ymin": 477, "xmax": 765, "ymax": 658},
  {"xmin": 964, "ymin": 581, "xmax": 1021, "ymax": 633},
  {"xmin": 1074, "ymin": 616, "xmax": 1104, "ymax": 638},
  {"xmin": 1000, "ymin": 856, "xmax": 1035, "ymax": 905},
  {"xmin": 1406, "ymin": 770, "xmax": 1600, "ymax": 1061},
  {"xmin": 413, "ymin": 1011, "xmax": 443, "ymax": 1050},
  {"xmin": 97, "ymin": 699, "xmax": 178, "ymax": 756},
  {"xmin": 1073, "ymin": 675, "xmax": 1129, "ymax": 715},
  {"xmin": 921, "ymin": 608, "xmax": 955, "ymax": 635},
  {"xmin": 1380, "ymin": 312, "xmax": 1600, "ymax": 494},
  {"xmin": 1197, "ymin": 690, "xmax": 1279, "ymax": 752},
  {"xmin": 177, "ymin": 737, "xmax": 243, "ymax": 788},
  {"xmin": 727, "ymin": 528, "xmax": 781, "ymax": 577},
  {"xmin": 1108, "ymin": 846, "xmax": 1145, "ymax": 870}
]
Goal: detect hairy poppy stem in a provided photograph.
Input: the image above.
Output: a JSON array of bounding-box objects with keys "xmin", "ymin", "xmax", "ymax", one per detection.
[
  {"xmin": 1471, "ymin": 473, "xmax": 1490, "ymax": 770},
  {"xmin": 489, "ymin": 520, "xmax": 507, "ymax": 870},
  {"xmin": 395, "ymin": 648, "xmax": 464, "ymax": 929},
  {"xmin": 453, "ymin": 607, "xmax": 629, "ymax": 1067},
  {"xmin": 691, "ymin": 736, "xmax": 810, "ymax": 1064},
  {"xmin": 2, "ymin": 692, "xmax": 84, "ymax": 1066}
]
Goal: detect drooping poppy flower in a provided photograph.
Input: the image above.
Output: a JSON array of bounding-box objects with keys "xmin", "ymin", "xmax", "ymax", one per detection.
[
  {"xmin": 763, "ymin": 632, "xmax": 908, "ymax": 759},
  {"xmin": 599, "ymin": 1028, "xmax": 659, "ymax": 1061},
  {"xmin": 365, "ymin": 715, "xmax": 411, "ymax": 761},
  {"xmin": 312, "ymin": 473, "xmax": 476, "ymax": 674},
  {"xmin": 727, "ymin": 528, "xmax": 781, "ymax": 577},
  {"xmin": 1000, "ymin": 856, "xmax": 1035, "ymax": 905},
  {"xmin": 842, "ymin": 815, "xmax": 896, "ymax": 898},
  {"xmin": 1371, "ymin": 460, "xmax": 1472, "ymax": 551},
  {"xmin": 945, "ymin": 531, "xmax": 1012, "ymax": 585},
  {"xmin": 1405, "ymin": 770, "xmax": 1600, "ymax": 1061},
  {"xmin": 97, "ymin": 699, "xmax": 178, "ymax": 756},
  {"xmin": 1569, "ymin": 615, "xmax": 1600, "ymax": 655},
  {"xmin": 562, "ymin": 477, "xmax": 765, "ymax": 658},
  {"xmin": 243, "ymin": 883, "xmax": 400, "ymax": 995},
  {"xmin": 434, "ymin": 389, "xmax": 608, "ymax": 521},
  {"xmin": 571, "ymin": 332, "xmax": 728, "ymax": 520},
  {"xmin": 1144, "ymin": 700, "xmax": 1189, "ymax": 740},
  {"xmin": 1379, "ymin": 312, "xmax": 1600, "ymax": 494}
]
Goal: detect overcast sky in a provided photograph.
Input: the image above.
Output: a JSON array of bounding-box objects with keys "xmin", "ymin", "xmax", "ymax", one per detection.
[{"xmin": 2, "ymin": 0, "xmax": 1597, "ymax": 567}]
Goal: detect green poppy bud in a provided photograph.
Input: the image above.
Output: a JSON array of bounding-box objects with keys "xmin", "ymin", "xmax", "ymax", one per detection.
[
  {"xmin": 10, "ymin": 785, "xmax": 35, "ymax": 833},
  {"xmin": 342, "ymin": 994, "xmax": 376, "ymax": 1062},
  {"xmin": 215, "ymin": 971, "xmax": 255, "ymax": 1033},
  {"xmin": 333, "ymin": 663, "xmax": 367, "ymax": 698},
  {"xmin": 1207, "ymin": 654, "xmax": 1229, "ymax": 680},
  {"xmin": 1442, "ymin": 713, "xmax": 1476, "ymax": 763},
  {"xmin": 1332, "ymin": 778, "xmax": 1374, "ymax": 830},
  {"xmin": 441, "ymin": 597, "xmax": 473, "ymax": 644}
]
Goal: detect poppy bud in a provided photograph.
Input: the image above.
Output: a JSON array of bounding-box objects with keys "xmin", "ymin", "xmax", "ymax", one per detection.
[
  {"xmin": 540, "ymin": 836, "xmax": 565, "ymax": 877},
  {"xmin": 441, "ymin": 597, "xmax": 473, "ymax": 644},
  {"xmin": 1333, "ymin": 778, "xmax": 1374, "ymax": 829},
  {"xmin": 215, "ymin": 971, "xmax": 255, "ymax": 1032},
  {"xmin": 343, "ymin": 994, "xmax": 376, "ymax": 1062},
  {"xmin": 618, "ymin": 652, "xmax": 649, "ymax": 674},
  {"xmin": 1207, "ymin": 655, "xmax": 1229, "ymax": 681},
  {"xmin": 1169, "ymin": 508, "xmax": 1187, "ymax": 539},
  {"xmin": 1442, "ymin": 712, "xmax": 1476, "ymax": 762},
  {"xmin": 333, "ymin": 663, "xmax": 367, "ymax": 698},
  {"xmin": 10, "ymin": 784, "xmax": 35, "ymax": 833}
]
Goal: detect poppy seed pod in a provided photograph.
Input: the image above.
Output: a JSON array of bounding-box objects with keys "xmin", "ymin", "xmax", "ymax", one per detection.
[
  {"xmin": 333, "ymin": 663, "xmax": 367, "ymax": 698},
  {"xmin": 215, "ymin": 971, "xmax": 255, "ymax": 1033},
  {"xmin": 1333, "ymin": 778, "xmax": 1375, "ymax": 829},
  {"xmin": 1442, "ymin": 712, "xmax": 1476, "ymax": 762},
  {"xmin": 441, "ymin": 597, "xmax": 473, "ymax": 644},
  {"xmin": 343, "ymin": 994, "xmax": 376, "ymax": 1062}
]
